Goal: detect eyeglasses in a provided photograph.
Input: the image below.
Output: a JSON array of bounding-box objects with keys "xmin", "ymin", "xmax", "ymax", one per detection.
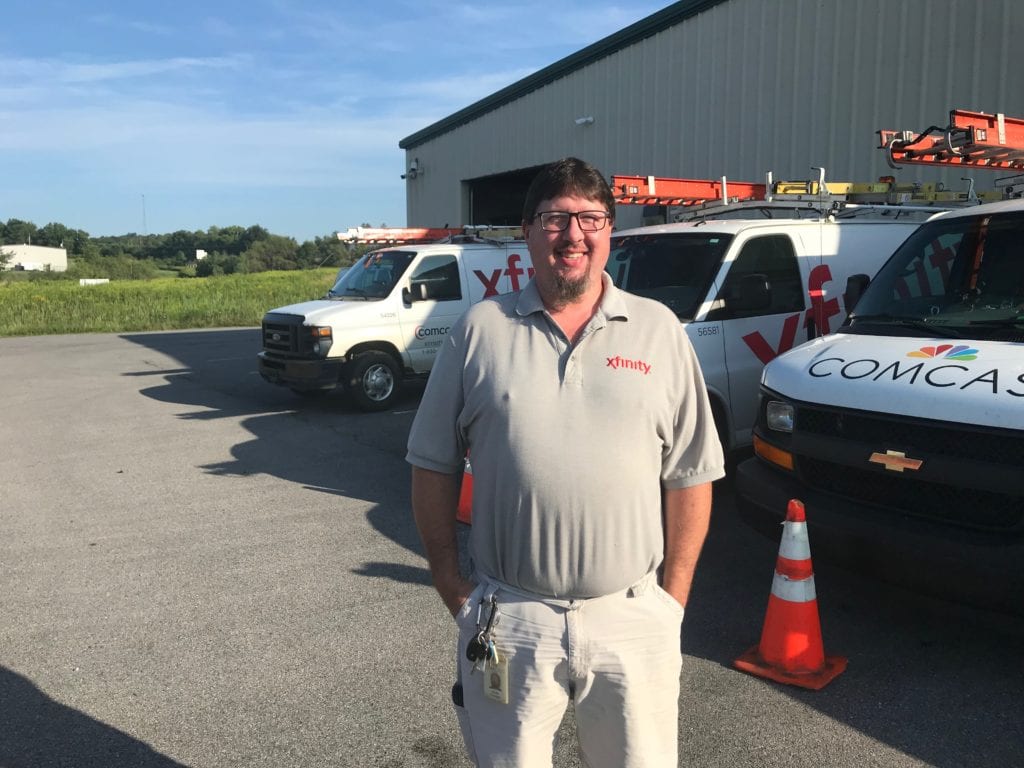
[{"xmin": 533, "ymin": 210, "xmax": 611, "ymax": 232}]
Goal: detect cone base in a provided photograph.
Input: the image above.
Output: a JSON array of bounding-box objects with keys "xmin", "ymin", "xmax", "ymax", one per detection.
[{"xmin": 733, "ymin": 645, "xmax": 848, "ymax": 690}]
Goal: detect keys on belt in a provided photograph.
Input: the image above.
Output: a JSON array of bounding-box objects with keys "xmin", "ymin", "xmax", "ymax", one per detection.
[
  {"xmin": 464, "ymin": 592, "xmax": 509, "ymax": 704},
  {"xmin": 466, "ymin": 594, "xmax": 499, "ymax": 668}
]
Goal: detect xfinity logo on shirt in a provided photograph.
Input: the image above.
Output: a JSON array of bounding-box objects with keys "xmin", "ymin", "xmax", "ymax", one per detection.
[{"xmin": 606, "ymin": 355, "xmax": 652, "ymax": 375}]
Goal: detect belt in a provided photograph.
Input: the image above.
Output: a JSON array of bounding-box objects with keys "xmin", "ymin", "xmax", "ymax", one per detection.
[{"xmin": 473, "ymin": 569, "xmax": 659, "ymax": 608}]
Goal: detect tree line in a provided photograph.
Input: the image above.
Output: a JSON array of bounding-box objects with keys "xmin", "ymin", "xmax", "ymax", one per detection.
[{"xmin": 0, "ymin": 218, "xmax": 371, "ymax": 280}]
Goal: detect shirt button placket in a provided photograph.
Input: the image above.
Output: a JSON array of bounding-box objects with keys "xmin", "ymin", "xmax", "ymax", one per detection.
[{"xmin": 565, "ymin": 352, "xmax": 582, "ymax": 387}]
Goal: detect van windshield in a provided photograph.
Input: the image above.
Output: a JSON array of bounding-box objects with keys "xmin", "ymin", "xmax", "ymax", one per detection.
[
  {"xmin": 327, "ymin": 250, "xmax": 416, "ymax": 300},
  {"xmin": 845, "ymin": 211, "xmax": 1024, "ymax": 341},
  {"xmin": 607, "ymin": 233, "xmax": 733, "ymax": 319}
]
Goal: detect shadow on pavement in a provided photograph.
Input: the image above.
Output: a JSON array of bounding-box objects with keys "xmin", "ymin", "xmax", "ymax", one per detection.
[
  {"xmin": 120, "ymin": 329, "xmax": 429, "ymax": 588},
  {"xmin": 0, "ymin": 667, "xmax": 188, "ymax": 768}
]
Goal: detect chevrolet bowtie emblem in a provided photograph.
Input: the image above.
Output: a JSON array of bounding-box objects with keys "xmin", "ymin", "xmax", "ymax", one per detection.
[{"xmin": 869, "ymin": 450, "xmax": 923, "ymax": 473}]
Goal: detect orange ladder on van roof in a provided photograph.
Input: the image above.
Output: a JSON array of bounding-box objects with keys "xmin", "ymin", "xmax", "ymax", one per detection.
[
  {"xmin": 609, "ymin": 172, "xmax": 1002, "ymax": 208},
  {"xmin": 879, "ymin": 109, "xmax": 1024, "ymax": 172}
]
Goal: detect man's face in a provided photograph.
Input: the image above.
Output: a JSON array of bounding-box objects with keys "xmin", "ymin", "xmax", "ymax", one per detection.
[{"xmin": 522, "ymin": 193, "xmax": 612, "ymax": 310}]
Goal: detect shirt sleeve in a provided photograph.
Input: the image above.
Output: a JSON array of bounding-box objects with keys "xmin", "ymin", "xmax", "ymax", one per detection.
[
  {"xmin": 661, "ymin": 324, "xmax": 727, "ymax": 489},
  {"xmin": 405, "ymin": 316, "xmax": 469, "ymax": 474}
]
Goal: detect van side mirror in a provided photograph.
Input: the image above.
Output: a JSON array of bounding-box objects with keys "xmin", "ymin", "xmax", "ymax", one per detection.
[
  {"xmin": 726, "ymin": 273, "xmax": 772, "ymax": 312},
  {"xmin": 402, "ymin": 283, "xmax": 429, "ymax": 304},
  {"xmin": 843, "ymin": 273, "xmax": 870, "ymax": 314}
]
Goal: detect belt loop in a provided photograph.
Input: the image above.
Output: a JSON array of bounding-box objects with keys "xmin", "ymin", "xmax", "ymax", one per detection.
[{"xmin": 482, "ymin": 580, "xmax": 500, "ymax": 604}]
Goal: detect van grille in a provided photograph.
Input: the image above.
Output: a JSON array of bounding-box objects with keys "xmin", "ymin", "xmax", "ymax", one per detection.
[
  {"xmin": 262, "ymin": 313, "xmax": 303, "ymax": 355},
  {"xmin": 797, "ymin": 407, "xmax": 1024, "ymax": 468},
  {"xmin": 798, "ymin": 457, "xmax": 1023, "ymax": 532},
  {"xmin": 792, "ymin": 406, "xmax": 1024, "ymax": 533}
]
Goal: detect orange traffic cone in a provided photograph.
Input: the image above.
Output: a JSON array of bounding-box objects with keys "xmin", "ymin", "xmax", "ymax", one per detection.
[
  {"xmin": 455, "ymin": 455, "xmax": 473, "ymax": 525},
  {"xmin": 733, "ymin": 499, "xmax": 847, "ymax": 690}
]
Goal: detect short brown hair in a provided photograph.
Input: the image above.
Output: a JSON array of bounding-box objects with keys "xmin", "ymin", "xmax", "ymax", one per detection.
[{"xmin": 521, "ymin": 157, "xmax": 615, "ymax": 224}]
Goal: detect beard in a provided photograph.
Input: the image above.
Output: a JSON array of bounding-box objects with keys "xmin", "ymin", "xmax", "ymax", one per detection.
[{"xmin": 547, "ymin": 270, "xmax": 590, "ymax": 307}]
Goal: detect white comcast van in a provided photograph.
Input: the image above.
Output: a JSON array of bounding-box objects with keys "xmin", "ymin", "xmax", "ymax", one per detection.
[
  {"xmin": 606, "ymin": 216, "xmax": 924, "ymax": 450},
  {"xmin": 258, "ymin": 235, "xmax": 534, "ymax": 410},
  {"xmin": 736, "ymin": 198, "xmax": 1024, "ymax": 611}
]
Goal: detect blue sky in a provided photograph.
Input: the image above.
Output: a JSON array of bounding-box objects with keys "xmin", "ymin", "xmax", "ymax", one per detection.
[{"xmin": 1, "ymin": 1, "xmax": 667, "ymax": 242}]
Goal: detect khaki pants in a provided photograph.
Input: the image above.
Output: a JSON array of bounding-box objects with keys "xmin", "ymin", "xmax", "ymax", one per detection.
[{"xmin": 452, "ymin": 572, "xmax": 684, "ymax": 768}]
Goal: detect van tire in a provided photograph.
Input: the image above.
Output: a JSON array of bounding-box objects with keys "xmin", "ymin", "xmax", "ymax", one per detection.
[
  {"xmin": 346, "ymin": 352, "xmax": 401, "ymax": 411},
  {"xmin": 710, "ymin": 400, "xmax": 737, "ymax": 473}
]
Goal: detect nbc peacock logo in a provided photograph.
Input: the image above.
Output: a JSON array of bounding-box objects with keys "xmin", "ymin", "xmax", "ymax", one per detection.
[{"xmin": 907, "ymin": 344, "xmax": 979, "ymax": 361}]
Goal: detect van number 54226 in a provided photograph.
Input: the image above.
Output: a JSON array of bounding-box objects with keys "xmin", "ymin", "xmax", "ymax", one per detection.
[{"xmin": 697, "ymin": 325, "xmax": 720, "ymax": 336}]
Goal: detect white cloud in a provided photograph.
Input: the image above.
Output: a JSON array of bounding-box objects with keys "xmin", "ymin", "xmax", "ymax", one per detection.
[{"xmin": 60, "ymin": 56, "xmax": 242, "ymax": 84}]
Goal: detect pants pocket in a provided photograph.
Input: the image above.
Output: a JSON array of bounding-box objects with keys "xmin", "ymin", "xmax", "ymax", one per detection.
[
  {"xmin": 451, "ymin": 682, "xmax": 479, "ymax": 764},
  {"xmin": 652, "ymin": 583, "xmax": 686, "ymax": 621}
]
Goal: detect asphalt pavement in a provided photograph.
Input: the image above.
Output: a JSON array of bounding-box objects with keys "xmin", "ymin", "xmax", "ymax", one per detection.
[{"xmin": 0, "ymin": 329, "xmax": 1021, "ymax": 767}]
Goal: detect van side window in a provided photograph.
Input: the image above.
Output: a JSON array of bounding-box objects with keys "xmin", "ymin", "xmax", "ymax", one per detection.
[
  {"xmin": 708, "ymin": 235, "xmax": 803, "ymax": 320},
  {"xmin": 409, "ymin": 254, "xmax": 462, "ymax": 301}
]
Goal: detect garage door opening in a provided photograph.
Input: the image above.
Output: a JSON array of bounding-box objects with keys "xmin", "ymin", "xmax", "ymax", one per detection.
[{"xmin": 466, "ymin": 166, "xmax": 545, "ymax": 226}]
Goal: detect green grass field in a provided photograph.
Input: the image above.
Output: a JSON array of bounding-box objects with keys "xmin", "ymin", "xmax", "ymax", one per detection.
[{"xmin": 0, "ymin": 269, "xmax": 337, "ymax": 337}]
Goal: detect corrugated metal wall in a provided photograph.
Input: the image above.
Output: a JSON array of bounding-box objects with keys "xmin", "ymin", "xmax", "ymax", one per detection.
[{"xmin": 405, "ymin": 0, "xmax": 1023, "ymax": 226}]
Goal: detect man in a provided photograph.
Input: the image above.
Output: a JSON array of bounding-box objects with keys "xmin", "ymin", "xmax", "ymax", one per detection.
[{"xmin": 407, "ymin": 157, "xmax": 724, "ymax": 767}]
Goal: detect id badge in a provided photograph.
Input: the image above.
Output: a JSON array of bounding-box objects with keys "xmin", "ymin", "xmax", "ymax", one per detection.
[{"xmin": 483, "ymin": 651, "xmax": 509, "ymax": 705}]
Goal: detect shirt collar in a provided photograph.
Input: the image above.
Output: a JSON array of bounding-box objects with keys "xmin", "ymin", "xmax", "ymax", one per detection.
[{"xmin": 515, "ymin": 272, "xmax": 630, "ymax": 322}]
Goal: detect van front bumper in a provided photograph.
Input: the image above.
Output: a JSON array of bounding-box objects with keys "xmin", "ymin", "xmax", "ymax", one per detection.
[
  {"xmin": 735, "ymin": 457, "xmax": 1024, "ymax": 614},
  {"xmin": 257, "ymin": 352, "xmax": 344, "ymax": 391}
]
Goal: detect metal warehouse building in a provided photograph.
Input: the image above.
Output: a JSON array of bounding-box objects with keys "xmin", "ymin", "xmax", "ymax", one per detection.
[
  {"xmin": 1, "ymin": 244, "xmax": 68, "ymax": 272},
  {"xmin": 399, "ymin": 0, "xmax": 1023, "ymax": 229}
]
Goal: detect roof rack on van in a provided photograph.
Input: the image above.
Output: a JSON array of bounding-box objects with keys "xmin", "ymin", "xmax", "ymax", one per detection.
[
  {"xmin": 879, "ymin": 108, "xmax": 1024, "ymax": 173},
  {"xmin": 337, "ymin": 225, "xmax": 522, "ymax": 245}
]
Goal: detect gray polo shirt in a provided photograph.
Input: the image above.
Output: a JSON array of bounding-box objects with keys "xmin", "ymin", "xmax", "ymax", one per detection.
[{"xmin": 406, "ymin": 274, "xmax": 725, "ymax": 599}]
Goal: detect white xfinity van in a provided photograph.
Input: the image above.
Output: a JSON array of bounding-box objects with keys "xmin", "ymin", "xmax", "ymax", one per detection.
[
  {"xmin": 258, "ymin": 235, "xmax": 534, "ymax": 410},
  {"xmin": 606, "ymin": 216, "xmax": 923, "ymax": 449},
  {"xmin": 736, "ymin": 198, "xmax": 1024, "ymax": 611}
]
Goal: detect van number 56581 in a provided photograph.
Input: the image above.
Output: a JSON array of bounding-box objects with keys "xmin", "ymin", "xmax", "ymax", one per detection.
[{"xmin": 697, "ymin": 325, "xmax": 719, "ymax": 336}]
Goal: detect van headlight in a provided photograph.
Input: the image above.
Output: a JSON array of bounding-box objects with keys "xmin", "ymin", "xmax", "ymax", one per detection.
[
  {"xmin": 308, "ymin": 326, "xmax": 333, "ymax": 357},
  {"xmin": 766, "ymin": 401, "xmax": 794, "ymax": 433}
]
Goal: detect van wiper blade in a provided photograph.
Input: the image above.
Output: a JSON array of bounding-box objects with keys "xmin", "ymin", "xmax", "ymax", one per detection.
[
  {"xmin": 966, "ymin": 314, "xmax": 1024, "ymax": 327},
  {"xmin": 850, "ymin": 314, "xmax": 964, "ymax": 338}
]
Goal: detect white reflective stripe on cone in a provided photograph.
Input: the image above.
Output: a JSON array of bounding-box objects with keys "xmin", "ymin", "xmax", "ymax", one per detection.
[
  {"xmin": 771, "ymin": 572, "xmax": 817, "ymax": 603},
  {"xmin": 778, "ymin": 521, "xmax": 811, "ymax": 561}
]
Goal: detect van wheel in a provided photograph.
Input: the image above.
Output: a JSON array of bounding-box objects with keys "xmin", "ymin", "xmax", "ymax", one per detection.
[{"xmin": 346, "ymin": 352, "xmax": 401, "ymax": 411}]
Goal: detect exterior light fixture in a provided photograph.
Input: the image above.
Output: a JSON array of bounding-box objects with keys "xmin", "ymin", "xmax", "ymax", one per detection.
[{"xmin": 402, "ymin": 157, "xmax": 422, "ymax": 180}]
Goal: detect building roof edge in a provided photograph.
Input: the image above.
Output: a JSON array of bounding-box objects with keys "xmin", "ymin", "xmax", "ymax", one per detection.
[{"xmin": 398, "ymin": 0, "xmax": 725, "ymax": 150}]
